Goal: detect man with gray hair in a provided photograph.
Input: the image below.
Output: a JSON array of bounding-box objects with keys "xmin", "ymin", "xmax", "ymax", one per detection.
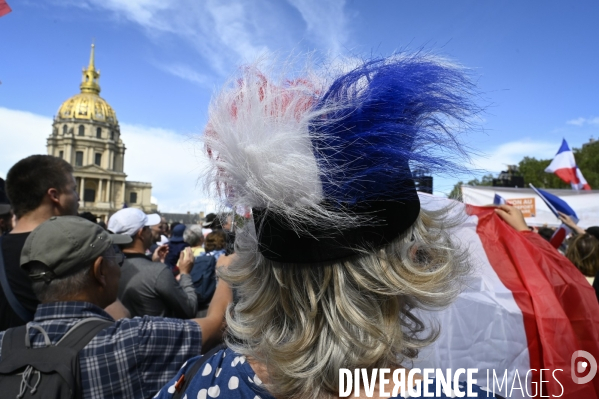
[{"xmin": 0, "ymin": 216, "xmax": 232, "ymax": 399}]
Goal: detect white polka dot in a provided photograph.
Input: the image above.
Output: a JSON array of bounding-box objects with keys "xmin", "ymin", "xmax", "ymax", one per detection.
[
  {"xmin": 181, "ymin": 361, "xmax": 188, "ymax": 369},
  {"xmin": 202, "ymin": 363, "xmax": 213, "ymax": 376},
  {"xmin": 153, "ymin": 390, "xmax": 161, "ymax": 398},
  {"xmin": 254, "ymin": 396, "xmax": 261, "ymax": 399},
  {"xmin": 167, "ymin": 384, "xmax": 176, "ymax": 393},
  {"xmin": 239, "ymin": 356, "xmax": 246, "ymax": 364},
  {"xmin": 183, "ymin": 395, "xmax": 187, "ymax": 399},
  {"xmin": 254, "ymin": 375, "xmax": 263, "ymax": 386},
  {"xmin": 248, "ymin": 376, "xmax": 253, "ymax": 384},
  {"xmin": 208, "ymin": 385, "xmax": 220, "ymax": 398},
  {"xmin": 215, "ymin": 367, "xmax": 222, "ymax": 377},
  {"xmin": 228, "ymin": 376, "xmax": 239, "ymax": 390},
  {"xmin": 222, "ymin": 351, "xmax": 226, "ymax": 358},
  {"xmin": 197, "ymin": 389, "xmax": 207, "ymax": 399},
  {"xmin": 231, "ymin": 356, "xmax": 241, "ymax": 367}
]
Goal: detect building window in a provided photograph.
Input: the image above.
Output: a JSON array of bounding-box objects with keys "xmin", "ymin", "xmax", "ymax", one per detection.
[
  {"xmin": 75, "ymin": 151, "xmax": 83, "ymax": 166},
  {"xmin": 110, "ymin": 131, "xmax": 114, "ymax": 140},
  {"xmin": 78, "ymin": 125, "xmax": 85, "ymax": 136},
  {"xmin": 59, "ymin": 150, "xmax": 64, "ymax": 159},
  {"xmin": 84, "ymin": 189, "xmax": 95, "ymax": 202},
  {"xmin": 129, "ymin": 192, "xmax": 138, "ymax": 204},
  {"xmin": 62, "ymin": 125, "xmax": 68, "ymax": 135},
  {"xmin": 96, "ymin": 127, "xmax": 102, "ymax": 138},
  {"xmin": 95, "ymin": 153, "xmax": 102, "ymax": 166}
]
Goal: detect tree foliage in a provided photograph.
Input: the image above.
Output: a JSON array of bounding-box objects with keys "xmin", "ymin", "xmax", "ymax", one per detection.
[
  {"xmin": 448, "ymin": 173, "xmax": 494, "ymax": 200},
  {"xmin": 448, "ymin": 141, "xmax": 599, "ymax": 199}
]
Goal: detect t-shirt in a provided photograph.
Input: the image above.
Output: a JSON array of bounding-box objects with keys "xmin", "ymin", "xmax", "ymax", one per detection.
[
  {"xmin": 154, "ymin": 348, "xmax": 497, "ymax": 399},
  {"xmin": 118, "ymin": 253, "xmax": 198, "ymax": 318},
  {"xmin": 0, "ymin": 232, "xmax": 38, "ymax": 330}
]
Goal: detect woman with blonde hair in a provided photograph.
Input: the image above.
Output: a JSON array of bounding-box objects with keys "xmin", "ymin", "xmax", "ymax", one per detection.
[{"xmin": 156, "ymin": 54, "xmax": 494, "ymax": 398}]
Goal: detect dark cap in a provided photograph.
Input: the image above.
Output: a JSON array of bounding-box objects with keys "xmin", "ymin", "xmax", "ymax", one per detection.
[
  {"xmin": 202, "ymin": 213, "xmax": 221, "ymax": 229},
  {"xmin": 170, "ymin": 223, "xmax": 186, "ymax": 242},
  {"xmin": 586, "ymin": 226, "xmax": 599, "ymax": 241},
  {"xmin": 20, "ymin": 216, "xmax": 132, "ymax": 281}
]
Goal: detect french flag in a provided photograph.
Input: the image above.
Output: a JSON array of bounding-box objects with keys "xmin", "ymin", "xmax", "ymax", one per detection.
[
  {"xmin": 416, "ymin": 194, "xmax": 599, "ymax": 398},
  {"xmin": 545, "ymin": 139, "xmax": 591, "ymax": 190},
  {"xmin": 530, "ymin": 184, "xmax": 579, "ymax": 248},
  {"xmin": 0, "ymin": 1, "xmax": 10, "ymax": 17},
  {"xmin": 492, "ymin": 193, "xmax": 507, "ymax": 205}
]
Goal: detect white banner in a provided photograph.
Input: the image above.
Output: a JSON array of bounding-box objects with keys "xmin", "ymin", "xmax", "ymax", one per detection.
[{"xmin": 461, "ymin": 185, "xmax": 599, "ymax": 228}]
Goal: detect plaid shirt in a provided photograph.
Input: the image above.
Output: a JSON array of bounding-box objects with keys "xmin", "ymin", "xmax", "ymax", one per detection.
[{"xmin": 0, "ymin": 302, "xmax": 202, "ymax": 399}]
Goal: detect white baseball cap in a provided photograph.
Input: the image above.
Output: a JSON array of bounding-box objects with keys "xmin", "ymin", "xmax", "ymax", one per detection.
[{"xmin": 107, "ymin": 208, "xmax": 161, "ymax": 236}]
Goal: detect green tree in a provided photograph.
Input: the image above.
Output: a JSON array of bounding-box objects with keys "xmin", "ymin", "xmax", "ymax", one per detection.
[
  {"xmin": 447, "ymin": 140, "xmax": 599, "ymax": 200},
  {"xmin": 574, "ymin": 142, "xmax": 599, "ymax": 188},
  {"xmin": 448, "ymin": 173, "xmax": 494, "ymax": 201},
  {"xmin": 518, "ymin": 157, "xmax": 568, "ymax": 189}
]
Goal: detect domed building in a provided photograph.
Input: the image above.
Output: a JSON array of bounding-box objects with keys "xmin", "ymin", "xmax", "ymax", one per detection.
[{"xmin": 47, "ymin": 44, "xmax": 157, "ymax": 221}]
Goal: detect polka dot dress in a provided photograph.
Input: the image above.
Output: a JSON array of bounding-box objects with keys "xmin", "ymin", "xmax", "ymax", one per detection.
[
  {"xmin": 153, "ymin": 348, "xmax": 497, "ymax": 398},
  {"xmin": 153, "ymin": 348, "xmax": 273, "ymax": 399}
]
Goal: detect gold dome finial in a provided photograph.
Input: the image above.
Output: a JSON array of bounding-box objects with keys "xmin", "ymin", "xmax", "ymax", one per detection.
[
  {"xmin": 88, "ymin": 43, "xmax": 96, "ymax": 70},
  {"xmin": 80, "ymin": 43, "xmax": 101, "ymax": 95}
]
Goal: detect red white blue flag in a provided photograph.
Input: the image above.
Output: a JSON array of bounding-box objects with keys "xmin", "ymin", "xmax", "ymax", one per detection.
[
  {"xmin": 0, "ymin": 1, "xmax": 11, "ymax": 17},
  {"xmin": 545, "ymin": 139, "xmax": 591, "ymax": 190},
  {"xmin": 416, "ymin": 194, "xmax": 599, "ymax": 398}
]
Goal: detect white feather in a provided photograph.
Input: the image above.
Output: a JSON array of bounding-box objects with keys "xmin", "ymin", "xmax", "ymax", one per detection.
[{"xmin": 203, "ymin": 64, "xmax": 331, "ymax": 226}]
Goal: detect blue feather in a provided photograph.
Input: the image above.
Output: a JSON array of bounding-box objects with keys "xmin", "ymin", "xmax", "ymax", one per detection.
[{"xmin": 308, "ymin": 54, "xmax": 479, "ymax": 205}]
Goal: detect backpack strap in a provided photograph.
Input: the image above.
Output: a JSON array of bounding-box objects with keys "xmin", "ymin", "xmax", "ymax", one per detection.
[
  {"xmin": 55, "ymin": 317, "xmax": 113, "ymax": 350},
  {"xmin": 172, "ymin": 343, "xmax": 227, "ymax": 399},
  {"xmin": 0, "ymin": 236, "xmax": 34, "ymax": 322}
]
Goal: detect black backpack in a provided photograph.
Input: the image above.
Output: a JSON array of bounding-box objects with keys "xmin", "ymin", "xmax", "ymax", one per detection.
[
  {"xmin": 0, "ymin": 317, "xmax": 112, "ymax": 399},
  {"xmin": 190, "ymin": 255, "xmax": 217, "ymax": 309}
]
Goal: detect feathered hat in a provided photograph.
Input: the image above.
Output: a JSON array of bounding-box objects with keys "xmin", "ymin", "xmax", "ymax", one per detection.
[{"xmin": 204, "ymin": 54, "xmax": 478, "ymax": 263}]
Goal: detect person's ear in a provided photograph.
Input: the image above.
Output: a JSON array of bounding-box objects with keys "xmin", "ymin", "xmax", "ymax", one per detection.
[
  {"xmin": 91, "ymin": 256, "xmax": 107, "ymax": 288},
  {"xmin": 47, "ymin": 187, "xmax": 61, "ymax": 206},
  {"xmin": 134, "ymin": 227, "xmax": 145, "ymax": 241}
]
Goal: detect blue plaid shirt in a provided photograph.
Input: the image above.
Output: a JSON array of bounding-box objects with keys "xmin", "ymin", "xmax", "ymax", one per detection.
[{"xmin": 0, "ymin": 302, "xmax": 202, "ymax": 399}]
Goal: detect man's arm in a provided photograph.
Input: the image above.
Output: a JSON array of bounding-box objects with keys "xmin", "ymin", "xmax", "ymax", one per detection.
[
  {"xmin": 154, "ymin": 250, "xmax": 198, "ymax": 318},
  {"xmin": 192, "ymin": 275, "xmax": 233, "ymax": 350}
]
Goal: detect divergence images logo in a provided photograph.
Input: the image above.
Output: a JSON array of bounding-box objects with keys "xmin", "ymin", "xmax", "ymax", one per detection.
[{"xmin": 571, "ymin": 350, "xmax": 597, "ymax": 385}]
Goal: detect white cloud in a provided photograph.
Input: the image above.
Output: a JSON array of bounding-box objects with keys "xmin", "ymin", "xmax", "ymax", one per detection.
[
  {"xmin": 0, "ymin": 106, "xmax": 217, "ymax": 213},
  {"xmin": 55, "ymin": 0, "xmax": 350, "ymax": 81},
  {"xmin": 0, "ymin": 108, "xmax": 50, "ymax": 179},
  {"xmin": 470, "ymin": 139, "xmax": 558, "ymax": 174},
  {"xmin": 567, "ymin": 117, "xmax": 599, "ymax": 126},
  {"xmin": 156, "ymin": 63, "xmax": 214, "ymax": 88},
  {"xmin": 286, "ymin": 0, "xmax": 348, "ymax": 56}
]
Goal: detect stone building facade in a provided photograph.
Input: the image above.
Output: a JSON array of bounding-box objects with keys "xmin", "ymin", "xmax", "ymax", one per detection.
[{"xmin": 46, "ymin": 44, "xmax": 156, "ymax": 221}]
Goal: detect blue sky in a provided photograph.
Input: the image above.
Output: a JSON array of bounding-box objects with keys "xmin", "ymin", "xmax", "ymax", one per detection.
[{"xmin": 1, "ymin": 0, "xmax": 598, "ymax": 212}]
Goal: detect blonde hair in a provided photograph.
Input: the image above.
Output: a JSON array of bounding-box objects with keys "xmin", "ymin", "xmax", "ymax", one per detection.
[
  {"xmin": 566, "ymin": 233, "xmax": 599, "ymax": 277},
  {"xmin": 220, "ymin": 205, "xmax": 471, "ymax": 399}
]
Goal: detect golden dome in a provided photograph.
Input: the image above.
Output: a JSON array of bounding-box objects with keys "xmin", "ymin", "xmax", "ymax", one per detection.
[
  {"xmin": 56, "ymin": 44, "xmax": 118, "ymax": 126},
  {"xmin": 57, "ymin": 93, "xmax": 117, "ymax": 125}
]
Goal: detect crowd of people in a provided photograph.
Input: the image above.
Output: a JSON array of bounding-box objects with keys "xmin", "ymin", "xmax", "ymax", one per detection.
[{"xmin": 0, "ymin": 53, "xmax": 598, "ymax": 399}]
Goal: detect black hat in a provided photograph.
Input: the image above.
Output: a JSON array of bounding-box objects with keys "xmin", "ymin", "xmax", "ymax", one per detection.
[
  {"xmin": 202, "ymin": 213, "xmax": 221, "ymax": 229},
  {"xmin": 585, "ymin": 226, "xmax": 599, "ymax": 241}
]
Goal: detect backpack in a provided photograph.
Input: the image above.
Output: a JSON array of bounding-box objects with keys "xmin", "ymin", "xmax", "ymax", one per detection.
[
  {"xmin": 190, "ymin": 255, "xmax": 217, "ymax": 309},
  {"xmin": 0, "ymin": 317, "xmax": 113, "ymax": 399}
]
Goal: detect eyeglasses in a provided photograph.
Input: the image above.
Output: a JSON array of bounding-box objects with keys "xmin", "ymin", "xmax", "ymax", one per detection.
[{"xmin": 103, "ymin": 251, "xmax": 125, "ymax": 267}]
